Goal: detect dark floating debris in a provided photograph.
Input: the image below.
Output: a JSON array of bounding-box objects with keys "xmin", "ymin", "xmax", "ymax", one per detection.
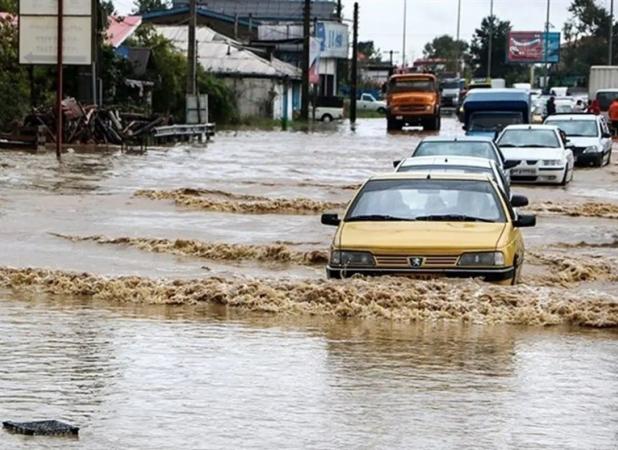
[{"xmin": 2, "ymin": 420, "xmax": 79, "ymax": 436}]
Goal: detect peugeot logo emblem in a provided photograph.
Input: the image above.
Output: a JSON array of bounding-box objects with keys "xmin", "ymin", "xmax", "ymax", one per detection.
[{"xmin": 409, "ymin": 257, "xmax": 424, "ymax": 268}]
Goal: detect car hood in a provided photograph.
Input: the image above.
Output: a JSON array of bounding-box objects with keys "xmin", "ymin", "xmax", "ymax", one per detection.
[
  {"xmin": 499, "ymin": 147, "xmax": 564, "ymax": 160},
  {"xmin": 565, "ymin": 136, "xmax": 599, "ymax": 148},
  {"xmin": 388, "ymin": 91, "xmax": 437, "ymax": 106},
  {"xmin": 339, "ymin": 221, "xmax": 507, "ymax": 253},
  {"xmin": 466, "ymin": 130, "xmax": 497, "ymax": 139}
]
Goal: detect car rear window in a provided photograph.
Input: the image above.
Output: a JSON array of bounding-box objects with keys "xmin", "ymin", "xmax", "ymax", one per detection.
[
  {"xmin": 413, "ymin": 142, "xmax": 499, "ymax": 163},
  {"xmin": 497, "ymin": 129, "xmax": 560, "ymax": 148}
]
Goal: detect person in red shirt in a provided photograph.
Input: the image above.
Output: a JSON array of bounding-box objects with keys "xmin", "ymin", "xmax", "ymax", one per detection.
[
  {"xmin": 609, "ymin": 99, "xmax": 618, "ymax": 135},
  {"xmin": 588, "ymin": 99, "xmax": 601, "ymax": 115}
]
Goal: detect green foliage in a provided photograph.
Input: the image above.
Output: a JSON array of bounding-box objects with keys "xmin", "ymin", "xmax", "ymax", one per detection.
[
  {"xmin": 130, "ymin": 25, "xmax": 237, "ymax": 123},
  {"xmin": 558, "ymin": 0, "xmax": 615, "ymax": 81},
  {"xmin": 469, "ymin": 16, "xmax": 527, "ymax": 84},
  {"xmin": 422, "ymin": 34, "xmax": 469, "ymax": 73},
  {"xmin": 0, "ymin": 0, "xmax": 16, "ymax": 13},
  {"xmin": 0, "ymin": 18, "xmax": 29, "ymax": 130},
  {"xmin": 133, "ymin": 0, "xmax": 171, "ymax": 14},
  {"xmin": 358, "ymin": 41, "xmax": 382, "ymax": 62}
]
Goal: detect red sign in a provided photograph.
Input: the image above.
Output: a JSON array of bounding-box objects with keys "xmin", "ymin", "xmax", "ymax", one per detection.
[{"xmin": 508, "ymin": 31, "xmax": 544, "ymax": 62}]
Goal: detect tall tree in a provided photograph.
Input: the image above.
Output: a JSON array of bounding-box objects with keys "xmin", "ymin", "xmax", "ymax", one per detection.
[
  {"xmin": 422, "ymin": 34, "xmax": 468, "ymax": 73},
  {"xmin": 469, "ymin": 16, "xmax": 526, "ymax": 84},
  {"xmin": 358, "ymin": 41, "xmax": 382, "ymax": 62},
  {"xmin": 559, "ymin": 0, "xmax": 615, "ymax": 79},
  {"xmin": 0, "ymin": 0, "xmax": 16, "ymax": 13},
  {"xmin": 133, "ymin": 0, "xmax": 171, "ymax": 14}
]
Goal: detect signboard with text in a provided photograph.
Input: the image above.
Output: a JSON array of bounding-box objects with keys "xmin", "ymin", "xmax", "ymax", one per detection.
[
  {"xmin": 507, "ymin": 31, "xmax": 560, "ymax": 63},
  {"xmin": 19, "ymin": 0, "xmax": 92, "ymax": 65},
  {"xmin": 315, "ymin": 22, "xmax": 348, "ymax": 59}
]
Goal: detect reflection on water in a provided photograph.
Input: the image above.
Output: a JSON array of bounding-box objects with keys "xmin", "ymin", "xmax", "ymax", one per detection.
[{"xmin": 0, "ymin": 292, "xmax": 616, "ymax": 449}]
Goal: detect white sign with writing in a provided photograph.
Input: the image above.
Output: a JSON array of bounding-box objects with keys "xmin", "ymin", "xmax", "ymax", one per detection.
[
  {"xmin": 19, "ymin": 0, "xmax": 91, "ymax": 16},
  {"xmin": 19, "ymin": 16, "xmax": 92, "ymax": 65}
]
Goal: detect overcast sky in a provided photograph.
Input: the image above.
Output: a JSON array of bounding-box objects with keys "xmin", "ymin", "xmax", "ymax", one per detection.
[{"xmin": 112, "ymin": 0, "xmax": 602, "ymax": 65}]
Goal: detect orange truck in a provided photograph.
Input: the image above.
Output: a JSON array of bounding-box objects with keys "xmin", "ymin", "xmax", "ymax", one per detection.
[{"xmin": 385, "ymin": 73, "xmax": 441, "ymax": 131}]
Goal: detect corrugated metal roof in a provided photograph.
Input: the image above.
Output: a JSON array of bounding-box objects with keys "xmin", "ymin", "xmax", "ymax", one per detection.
[
  {"xmin": 154, "ymin": 25, "xmax": 301, "ymax": 79},
  {"xmin": 173, "ymin": 0, "xmax": 338, "ymax": 20},
  {"xmin": 107, "ymin": 16, "xmax": 143, "ymax": 48}
]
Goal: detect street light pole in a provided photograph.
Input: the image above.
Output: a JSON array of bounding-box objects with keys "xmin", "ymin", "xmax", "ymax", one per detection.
[
  {"xmin": 487, "ymin": 0, "xmax": 493, "ymax": 80},
  {"xmin": 544, "ymin": 0, "xmax": 551, "ymax": 90},
  {"xmin": 402, "ymin": 0, "xmax": 407, "ymax": 67},
  {"xmin": 610, "ymin": 0, "xmax": 614, "ymax": 65},
  {"xmin": 456, "ymin": 0, "xmax": 462, "ymax": 76}
]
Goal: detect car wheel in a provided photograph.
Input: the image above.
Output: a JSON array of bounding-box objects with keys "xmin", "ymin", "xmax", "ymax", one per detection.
[
  {"xmin": 321, "ymin": 114, "xmax": 333, "ymax": 122},
  {"xmin": 594, "ymin": 154, "xmax": 604, "ymax": 167},
  {"xmin": 377, "ymin": 107, "xmax": 386, "ymax": 114}
]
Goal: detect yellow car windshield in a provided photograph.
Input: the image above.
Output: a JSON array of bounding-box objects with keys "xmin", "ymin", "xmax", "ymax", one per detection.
[{"xmin": 346, "ymin": 179, "xmax": 506, "ymax": 223}]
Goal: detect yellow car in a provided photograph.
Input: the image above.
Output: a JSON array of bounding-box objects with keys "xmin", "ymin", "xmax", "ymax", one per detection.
[{"xmin": 321, "ymin": 172, "xmax": 536, "ymax": 284}]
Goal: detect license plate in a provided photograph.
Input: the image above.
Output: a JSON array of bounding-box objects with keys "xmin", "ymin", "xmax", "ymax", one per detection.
[{"xmin": 512, "ymin": 168, "xmax": 536, "ymax": 176}]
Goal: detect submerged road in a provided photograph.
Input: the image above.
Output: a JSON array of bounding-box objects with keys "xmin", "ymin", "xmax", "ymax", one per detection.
[{"xmin": 0, "ymin": 118, "xmax": 617, "ymax": 448}]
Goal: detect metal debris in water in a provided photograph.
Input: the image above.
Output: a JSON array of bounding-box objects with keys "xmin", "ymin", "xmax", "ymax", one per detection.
[{"xmin": 2, "ymin": 420, "xmax": 79, "ymax": 436}]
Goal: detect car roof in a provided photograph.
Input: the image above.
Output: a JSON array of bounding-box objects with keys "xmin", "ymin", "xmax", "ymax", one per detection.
[
  {"xmin": 419, "ymin": 135, "xmax": 495, "ymax": 143},
  {"xmin": 368, "ymin": 172, "xmax": 493, "ymax": 182},
  {"xmin": 545, "ymin": 114, "xmax": 598, "ymax": 121},
  {"xmin": 501, "ymin": 124, "xmax": 558, "ymax": 131},
  {"xmin": 400, "ymin": 156, "xmax": 493, "ymax": 168}
]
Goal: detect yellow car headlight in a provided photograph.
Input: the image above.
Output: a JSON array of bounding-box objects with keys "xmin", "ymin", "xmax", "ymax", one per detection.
[
  {"xmin": 458, "ymin": 252, "xmax": 505, "ymax": 267},
  {"xmin": 330, "ymin": 251, "xmax": 375, "ymax": 268}
]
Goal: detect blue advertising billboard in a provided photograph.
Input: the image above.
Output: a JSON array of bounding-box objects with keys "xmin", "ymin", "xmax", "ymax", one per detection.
[{"xmin": 508, "ymin": 31, "xmax": 560, "ymax": 63}]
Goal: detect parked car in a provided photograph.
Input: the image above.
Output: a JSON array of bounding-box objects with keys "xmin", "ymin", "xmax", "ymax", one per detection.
[
  {"xmin": 358, "ymin": 93, "xmax": 387, "ymax": 113},
  {"xmin": 385, "ymin": 73, "xmax": 441, "ymax": 131},
  {"xmin": 321, "ymin": 172, "xmax": 535, "ymax": 284},
  {"xmin": 394, "ymin": 155, "xmax": 510, "ymax": 197},
  {"xmin": 496, "ymin": 124, "xmax": 575, "ymax": 185},
  {"xmin": 312, "ymin": 96, "xmax": 344, "ymax": 122},
  {"xmin": 405, "ymin": 136, "xmax": 517, "ymax": 184},
  {"xmin": 544, "ymin": 113, "xmax": 612, "ymax": 166}
]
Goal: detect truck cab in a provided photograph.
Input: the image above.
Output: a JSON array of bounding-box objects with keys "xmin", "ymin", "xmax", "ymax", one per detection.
[
  {"xmin": 462, "ymin": 89, "xmax": 531, "ymax": 139},
  {"xmin": 385, "ymin": 73, "xmax": 441, "ymax": 131}
]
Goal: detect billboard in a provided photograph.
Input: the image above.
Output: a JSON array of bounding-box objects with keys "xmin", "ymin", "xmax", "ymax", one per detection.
[
  {"xmin": 508, "ymin": 31, "xmax": 560, "ymax": 63},
  {"xmin": 315, "ymin": 22, "xmax": 349, "ymax": 59}
]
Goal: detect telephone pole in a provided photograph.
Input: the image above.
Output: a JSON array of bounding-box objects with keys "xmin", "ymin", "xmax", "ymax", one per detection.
[
  {"xmin": 402, "ymin": 0, "xmax": 407, "ymax": 67},
  {"xmin": 187, "ymin": 0, "xmax": 197, "ymax": 96},
  {"xmin": 456, "ymin": 0, "xmax": 462, "ymax": 76},
  {"xmin": 301, "ymin": 0, "xmax": 311, "ymax": 120},
  {"xmin": 56, "ymin": 0, "xmax": 64, "ymax": 160},
  {"xmin": 487, "ymin": 0, "xmax": 493, "ymax": 80},
  {"xmin": 350, "ymin": 2, "xmax": 359, "ymax": 125},
  {"xmin": 544, "ymin": 0, "xmax": 551, "ymax": 90},
  {"xmin": 610, "ymin": 0, "xmax": 614, "ymax": 65}
]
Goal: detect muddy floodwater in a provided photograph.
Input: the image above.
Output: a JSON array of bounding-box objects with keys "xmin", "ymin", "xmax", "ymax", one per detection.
[{"xmin": 1, "ymin": 118, "xmax": 618, "ymax": 448}]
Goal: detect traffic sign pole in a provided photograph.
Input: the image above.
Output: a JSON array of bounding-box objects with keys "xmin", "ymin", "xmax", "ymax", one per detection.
[{"xmin": 56, "ymin": 0, "xmax": 63, "ymax": 160}]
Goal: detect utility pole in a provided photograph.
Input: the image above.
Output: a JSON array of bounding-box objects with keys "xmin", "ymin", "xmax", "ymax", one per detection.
[
  {"xmin": 610, "ymin": 0, "xmax": 614, "ymax": 65},
  {"xmin": 301, "ymin": 0, "xmax": 310, "ymax": 120},
  {"xmin": 402, "ymin": 0, "xmax": 407, "ymax": 67},
  {"xmin": 456, "ymin": 0, "xmax": 462, "ymax": 76},
  {"xmin": 337, "ymin": 0, "xmax": 342, "ymax": 21},
  {"xmin": 187, "ymin": 0, "xmax": 197, "ymax": 96},
  {"xmin": 487, "ymin": 0, "xmax": 493, "ymax": 80},
  {"xmin": 544, "ymin": 0, "xmax": 551, "ymax": 91},
  {"xmin": 350, "ymin": 2, "xmax": 359, "ymax": 125},
  {"xmin": 56, "ymin": 0, "xmax": 64, "ymax": 160}
]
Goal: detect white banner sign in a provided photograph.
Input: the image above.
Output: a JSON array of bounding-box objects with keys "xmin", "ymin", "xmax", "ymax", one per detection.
[
  {"xmin": 20, "ymin": 0, "xmax": 91, "ymax": 16},
  {"xmin": 19, "ymin": 16, "xmax": 92, "ymax": 65}
]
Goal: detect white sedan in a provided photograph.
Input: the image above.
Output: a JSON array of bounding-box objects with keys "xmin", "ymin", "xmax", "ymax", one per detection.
[{"xmin": 495, "ymin": 124, "xmax": 575, "ymax": 185}]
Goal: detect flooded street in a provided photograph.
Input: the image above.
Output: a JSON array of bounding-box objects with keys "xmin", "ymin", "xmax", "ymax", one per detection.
[{"xmin": 1, "ymin": 118, "xmax": 618, "ymax": 448}]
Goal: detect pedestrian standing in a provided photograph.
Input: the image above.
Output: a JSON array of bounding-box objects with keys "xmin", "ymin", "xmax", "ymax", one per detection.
[
  {"xmin": 546, "ymin": 96, "xmax": 556, "ymax": 118},
  {"xmin": 608, "ymin": 98, "xmax": 618, "ymax": 136},
  {"xmin": 588, "ymin": 99, "xmax": 601, "ymax": 115}
]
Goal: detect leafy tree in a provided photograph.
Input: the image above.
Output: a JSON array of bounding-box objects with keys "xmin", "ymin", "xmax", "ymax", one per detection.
[
  {"xmin": 133, "ymin": 0, "xmax": 171, "ymax": 14},
  {"xmin": 559, "ymin": 0, "xmax": 615, "ymax": 80},
  {"xmin": 422, "ymin": 34, "xmax": 468, "ymax": 73},
  {"xmin": 469, "ymin": 16, "xmax": 527, "ymax": 84},
  {"xmin": 0, "ymin": 0, "xmax": 16, "ymax": 13},
  {"xmin": 358, "ymin": 41, "xmax": 382, "ymax": 62},
  {"xmin": 0, "ymin": 17, "xmax": 29, "ymax": 130}
]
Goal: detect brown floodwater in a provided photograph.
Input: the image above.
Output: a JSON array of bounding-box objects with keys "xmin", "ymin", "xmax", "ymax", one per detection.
[{"xmin": 1, "ymin": 118, "xmax": 617, "ymax": 448}]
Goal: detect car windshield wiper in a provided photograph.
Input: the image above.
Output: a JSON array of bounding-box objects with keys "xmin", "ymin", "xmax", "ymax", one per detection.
[
  {"xmin": 415, "ymin": 214, "xmax": 496, "ymax": 223},
  {"xmin": 346, "ymin": 214, "xmax": 415, "ymax": 222},
  {"xmin": 523, "ymin": 144, "xmax": 554, "ymax": 148},
  {"xmin": 498, "ymin": 144, "xmax": 517, "ymax": 147}
]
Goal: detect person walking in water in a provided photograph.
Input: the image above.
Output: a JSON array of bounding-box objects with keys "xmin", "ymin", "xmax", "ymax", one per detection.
[{"xmin": 588, "ymin": 98, "xmax": 601, "ymax": 115}]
